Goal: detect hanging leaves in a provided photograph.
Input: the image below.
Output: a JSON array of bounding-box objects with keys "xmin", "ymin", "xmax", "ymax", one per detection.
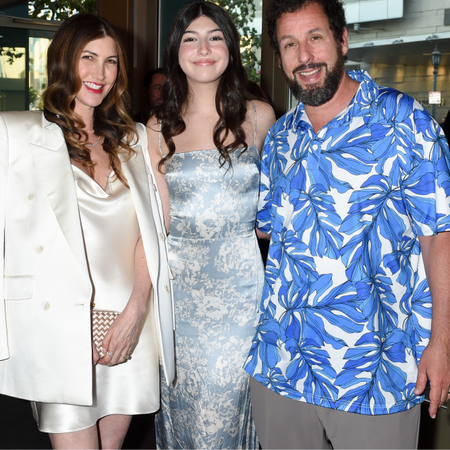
[
  {"xmin": 213, "ymin": 0, "xmax": 261, "ymax": 83},
  {"xmin": 28, "ymin": 0, "xmax": 97, "ymax": 21}
]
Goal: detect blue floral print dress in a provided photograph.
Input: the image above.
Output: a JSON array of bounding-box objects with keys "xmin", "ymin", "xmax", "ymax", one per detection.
[{"xmin": 155, "ymin": 119, "xmax": 262, "ymax": 449}]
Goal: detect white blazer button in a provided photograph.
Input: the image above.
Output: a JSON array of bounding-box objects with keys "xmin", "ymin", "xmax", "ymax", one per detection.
[
  {"xmin": 35, "ymin": 245, "xmax": 44, "ymax": 253},
  {"xmin": 159, "ymin": 232, "xmax": 166, "ymax": 241},
  {"xmin": 42, "ymin": 302, "xmax": 51, "ymax": 310},
  {"xmin": 164, "ymin": 285, "xmax": 170, "ymax": 293},
  {"xmin": 28, "ymin": 193, "xmax": 35, "ymax": 201}
]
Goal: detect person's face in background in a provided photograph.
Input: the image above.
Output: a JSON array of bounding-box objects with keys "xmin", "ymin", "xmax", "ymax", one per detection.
[{"xmin": 148, "ymin": 73, "xmax": 167, "ymax": 107}]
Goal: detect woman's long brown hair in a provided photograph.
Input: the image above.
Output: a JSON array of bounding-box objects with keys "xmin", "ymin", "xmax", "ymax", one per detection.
[
  {"xmin": 156, "ymin": 1, "xmax": 251, "ymax": 172},
  {"xmin": 43, "ymin": 13, "xmax": 137, "ymax": 185}
]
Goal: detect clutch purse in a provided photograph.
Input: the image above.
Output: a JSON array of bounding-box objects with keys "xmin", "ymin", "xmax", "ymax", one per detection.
[{"xmin": 92, "ymin": 309, "xmax": 120, "ymax": 358}]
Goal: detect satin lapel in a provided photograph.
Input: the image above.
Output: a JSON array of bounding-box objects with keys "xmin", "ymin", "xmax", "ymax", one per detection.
[
  {"xmin": 121, "ymin": 146, "xmax": 159, "ymax": 252},
  {"xmin": 124, "ymin": 135, "xmax": 176, "ymax": 384},
  {"xmin": 29, "ymin": 121, "xmax": 88, "ymax": 274}
]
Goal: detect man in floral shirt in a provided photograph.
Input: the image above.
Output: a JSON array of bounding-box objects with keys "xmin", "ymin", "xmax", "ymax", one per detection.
[{"xmin": 244, "ymin": 0, "xmax": 450, "ymax": 448}]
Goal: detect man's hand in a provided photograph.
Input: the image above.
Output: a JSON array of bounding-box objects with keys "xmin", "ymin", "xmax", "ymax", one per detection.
[
  {"xmin": 415, "ymin": 340, "xmax": 450, "ymax": 418},
  {"xmin": 417, "ymin": 232, "xmax": 450, "ymax": 418}
]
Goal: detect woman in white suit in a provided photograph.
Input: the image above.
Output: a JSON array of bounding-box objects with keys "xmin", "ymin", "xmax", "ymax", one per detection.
[{"xmin": 0, "ymin": 14, "xmax": 174, "ymax": 449}]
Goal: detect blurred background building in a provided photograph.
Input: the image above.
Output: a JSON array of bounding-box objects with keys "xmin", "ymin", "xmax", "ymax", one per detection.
[
  {"xmin": 344, "ymin": 0, "xmax": 449, "ymax": 124},
  {"xmin": 0, "ymin": 0, "xmax": 446, "ymax": 120}
]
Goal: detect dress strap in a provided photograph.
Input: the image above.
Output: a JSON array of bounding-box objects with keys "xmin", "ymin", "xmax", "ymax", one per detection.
[
  {"xmin": 251, "ymin": 100, "xmax": 257, "ymax": 148},
  {"xmin": 158, "ymin": 121, "xmax": 165, "ymax": 157}
]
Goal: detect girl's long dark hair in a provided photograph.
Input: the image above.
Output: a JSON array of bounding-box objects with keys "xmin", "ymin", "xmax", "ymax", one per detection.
[
  {"xmin": 156, "ymin": 1, "xmax": 250, "ymax": 171},
  {"xmin": 44, "ymin": 13, "xmax": 137, "ymax": 185}
]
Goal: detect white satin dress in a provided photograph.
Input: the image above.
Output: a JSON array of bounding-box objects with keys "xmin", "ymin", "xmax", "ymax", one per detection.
[{"xmin": 32, "ymin": 166, "xmax": 160, "ymax": 433}]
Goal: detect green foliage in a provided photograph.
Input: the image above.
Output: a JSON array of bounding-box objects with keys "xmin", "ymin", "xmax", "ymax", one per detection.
[
  {"xmin": 29, "ymin": 83, "xmax": 46, "ymax": 110},
  {"xmin": 0, "ymin": 47, "xmax": 24, "ymax": 65},
  {"xmin": 214, "ymin": 0, "xmax": 261, "ymax": 83},
  {"xmin": 28, "ymin": 0, "xmax": 97, "ymax": 21},
  {"xmin": 29, "ymin": 85, "xmax": 38, "ymax": 105}
]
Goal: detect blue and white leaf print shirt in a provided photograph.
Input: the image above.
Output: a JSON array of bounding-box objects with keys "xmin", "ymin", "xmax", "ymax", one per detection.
[{"xmin": 244, "ymin": 70, "xmax": 450, "ymax": 415}]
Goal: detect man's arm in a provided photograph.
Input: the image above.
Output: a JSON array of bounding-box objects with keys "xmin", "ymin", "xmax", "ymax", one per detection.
[{"xmin": 415, "ymin": 231, "xmax": 450, "ymax": 418}]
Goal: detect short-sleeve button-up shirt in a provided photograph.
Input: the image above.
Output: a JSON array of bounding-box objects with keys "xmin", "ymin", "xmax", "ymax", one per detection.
[{"xmin": 244, "ymin": 70, "xmax": 450, "ymax": 415}]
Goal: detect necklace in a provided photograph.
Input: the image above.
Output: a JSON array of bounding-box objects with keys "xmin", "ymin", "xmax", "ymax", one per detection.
[{"xmin": 86, "ymin": 135, "xmax": 101, "ymax": 147}]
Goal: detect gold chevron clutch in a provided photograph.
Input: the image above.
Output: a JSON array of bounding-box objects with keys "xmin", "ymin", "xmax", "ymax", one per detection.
[{"xmin": 92, "ymin": 309, "xmax": 120, "ymax": 358}]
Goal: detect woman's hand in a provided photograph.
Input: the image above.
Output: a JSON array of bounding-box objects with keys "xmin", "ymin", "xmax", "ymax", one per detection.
[
  {"xmin": 92, "ymin": 341, "xmax": 101, "ymax": 365},
  {"xmin": 97, "ymin": 234, "xmax": 151, "ymax": 367},
  {"xmin": 98, "ymin": 298, "xmax": 147, "ymax": 366}
]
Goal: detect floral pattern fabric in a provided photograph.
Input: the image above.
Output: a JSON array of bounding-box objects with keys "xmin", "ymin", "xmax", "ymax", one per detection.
[
  {"xmin": 244, "ymin": 70, "xmax": 450, "ymax": 415},
  {"xmin": 155, "ymin": 147, "xmax": 263, "ymax": 448}
]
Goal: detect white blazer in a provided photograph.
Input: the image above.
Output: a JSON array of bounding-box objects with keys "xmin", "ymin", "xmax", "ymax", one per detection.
[{"xmin": 0, "ymin": 111, "xmax": 175, "ymax": 405}]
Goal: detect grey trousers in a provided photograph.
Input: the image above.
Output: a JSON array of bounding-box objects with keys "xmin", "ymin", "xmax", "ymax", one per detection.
[{"xmin": 250, "ymin": 377, "xmax": 421, "ymax": 449}]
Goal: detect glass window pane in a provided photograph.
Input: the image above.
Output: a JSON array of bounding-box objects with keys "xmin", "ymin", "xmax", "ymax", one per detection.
[
  {"xmin": 0, "ymin": 27, "xmax": 27, "ymax": 111},
  {"xmin": 29, "ymin": 36, "xmax": 51, "ymax": 110}
]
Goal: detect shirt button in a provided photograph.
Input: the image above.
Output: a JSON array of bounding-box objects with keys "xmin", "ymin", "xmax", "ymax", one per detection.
[
  {"xmin": 159, "ymin": 232, "xmax": 165, "ymax": 241},
  {"xmin": 42, "ymin": 302, "xmax": 51, "ymax": 310},
  {"xmin": 152, "ymin": 183, "xmax": 157, "ymax": 192},
  {"xmin": 312, "ymin": 144, "xmax": 318, "ymax": 150},
  {"xmin": 28, "ymin": 193, "xmax": 35, "ymax": 201},
  {"xmin": 35, "ymin": 245, "xmax": 44, "ymax": 253},
  {"xmin": 164, "ymin": 285, "xmax": 170, "ymax": 293}
]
